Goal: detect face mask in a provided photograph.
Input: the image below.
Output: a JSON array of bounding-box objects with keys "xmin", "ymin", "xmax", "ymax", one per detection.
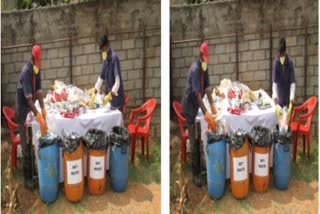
[
  {"xmin": 33, "ymin": 65, "xmax": 39, "ymax": 74},
  {"xmin": 201, "ymin": 61, "xmax": 207, "ymax": 71},
  {"xmin": 280, "ymin": 56, "xmax": 285, "ymax": 65},
  {"xmin": 102, "ymin": 51, "xmax": 107, "ymax": 60}
]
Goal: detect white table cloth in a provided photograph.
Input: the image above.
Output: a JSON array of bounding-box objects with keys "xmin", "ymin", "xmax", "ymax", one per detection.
[
  {"xmin": 31, "ymin": 107, "xmax": 123, "ymax": 182},
  {"xmin": 196, "ymin": 91, "xmax": 277, "ymax": 178}
]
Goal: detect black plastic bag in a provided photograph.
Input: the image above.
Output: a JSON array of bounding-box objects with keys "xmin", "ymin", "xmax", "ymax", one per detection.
[
  {"xmin": 228, "ymin": 128, "xmax": 247, "ymax": 150},
  {"xmin": 207, "ymin": 130, "xmax": 227, "ymax": 144},
  {"xmin": 83, "ymin": 128, "xmax": 109, "ymax": 150},
  {"xmin": 109, "ymin": 126, "xmax": 130, "ymax": 147},
  {"xmin": 61, "ymin": 130, "xmax": 81, "ymax": 153},
  {"xmin": 273, "ymin": 126, "xmax": 293, "ymax": 145},
  {"xmin": 38, "ymin": 133, "xmax": 61, "ymax": 148},
  {"xmin": 249, "ymin": 126, "xmax": 273, "ymax": 147}
]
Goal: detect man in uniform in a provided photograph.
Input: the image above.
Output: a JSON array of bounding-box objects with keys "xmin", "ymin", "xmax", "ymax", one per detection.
[
  {"xmin": 94, "ymin": 35, "xmax": 125, "ymax": 112},
  {"xmin": 272, "ymin": 37, "xmax": 296, "ymax": 117},
  {"xmin": 181, "ymin": 42, "xmax": 217, "ymax": 187},
  {"xmin": 16, "ymin": 45, "xmax": 48, "ymax": 189}
]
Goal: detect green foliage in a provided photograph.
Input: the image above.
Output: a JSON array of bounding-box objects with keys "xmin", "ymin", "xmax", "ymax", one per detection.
[
  {"xmin": 17, "ymin": 0, "xmax": 33, "ymax": 10},
  {"xmin": 291, "ymin": 138, "xmax": 318, "ymax": 182},
  {"xmin": 128, "ymin": 138, "xmax": 161, "ymax": 184}
]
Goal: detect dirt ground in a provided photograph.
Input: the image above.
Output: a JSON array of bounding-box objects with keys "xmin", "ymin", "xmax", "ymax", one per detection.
[
  {"xmin": 1, "ymin": 137, "xmax": 160, "ymax": 214},
  {"xmin": 170, "ymin": 127, "xmax": 319, "ymax": 214}
]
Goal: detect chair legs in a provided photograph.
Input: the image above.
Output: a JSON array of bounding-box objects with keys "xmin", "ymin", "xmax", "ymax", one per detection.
[
  {"xmin": 303, "ymin": 135, "xmax": 306, "ymax": 154},
  {"xmin": 141, "ymin": 136, "xmax": 145, "ymax": 156},
  {"xmin": 180, "ymin": 140, "xmax": 184, "ymax": 162},
  {"xmin": 183, "ymin": 140, "xmax": 187, "ymax": 163},
  {"xmin": 293, "ymin": 131, "xmax": 298, "ymax": 162},
  {"xmin": 307, "ymin": 134, "xmax": 310, "ymax": 159},
  {"xmin": 292, "ymin": 131, "xmax": 311, "ymax": 162},
  {"xmin": 180, "ymin": 139, "xmax": 187, "ymax": 163},
  {"xmin": 146, "ymin": 136, "xmax": 149, "ymax": 160},
  {"xmin": 131, "ymin": 134, "xmax": 136, "ymax": 165},
  {"xmin": 11, "ymin": 143, "xmax": 17, "ymax": 169},
  {"xmin": 130, "ymin": 134, "xmax": 151, "ymax": 164}
]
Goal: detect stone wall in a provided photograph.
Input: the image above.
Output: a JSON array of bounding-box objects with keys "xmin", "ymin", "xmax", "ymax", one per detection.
[
  {"xmin": 1, "ymin": 0, "xmax": 161, "ymax": 138},
  {"xmin": 171, "ymin": 0, "xmax": 318, "ymax": 137}
]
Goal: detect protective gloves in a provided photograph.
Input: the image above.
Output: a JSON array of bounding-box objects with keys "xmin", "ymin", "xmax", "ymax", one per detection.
[
  {"xmin": 41, "ymin": 108, "xmax": 47, "ymax": 121},
  {"xmin": 103, "ymin": 92, "xmax": 112, "ymax": 105},
  {"xmin": 204, "ymin": 112, "xmax": 218, "ymax": 133},
  {"xmin": 36, "ymin": 112, "xmax": 48, "ymax": 136},
  {"xmin": 88, "ymin": 93, "xmax": 96, "ymax": 107},
  {"xmin": 287, "ymin": 101, "xmax": 293, "ymax": 123}
]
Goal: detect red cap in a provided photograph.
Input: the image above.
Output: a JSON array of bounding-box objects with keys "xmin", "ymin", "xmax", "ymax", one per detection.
[
  {"xmin": 200, "ymin": 42, "xmax": 209, "ymax": 63},
  {"xmin": 32, "ymin": 45, "xmax": 41, "ymax": 69}
]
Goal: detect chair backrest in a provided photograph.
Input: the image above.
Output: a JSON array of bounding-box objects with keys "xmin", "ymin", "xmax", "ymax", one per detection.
[
  {"xmin": 123, "ymin": 93, "xmax": 129, "ymax": 115},
  {"xmin": 173, "ymin": 101, "xmax": 187, "ymax": 138},
  {"xmin": 141, "ymin": 98, "xmax": 157, "ymax": 129},
  {"xmin": 2, "ymin": 106, "xmax": 19, "ymax": 141},
  {"xmin": 304, "ymin": 96, "xmax": 318, "ymax": 129}
]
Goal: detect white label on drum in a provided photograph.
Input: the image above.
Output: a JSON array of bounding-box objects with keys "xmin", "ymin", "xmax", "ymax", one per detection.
[
  {"xmin": 254, "ymin": 153, "xmax": 269, "ymax": 177},
  {"xmin": 67, "ymin": 159, "xmax": 82, "ymax": 185},
  {"xmin": 90, "ymin": 156, "xmax": 105, "ymax": 179},
  {"xmin": 233, "ymin": 156, "xmax": 248, "ymax": 181}
]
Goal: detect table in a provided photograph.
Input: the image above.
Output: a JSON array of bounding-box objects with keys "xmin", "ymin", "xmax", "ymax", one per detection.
[
  {"xmin": 196, "ymin": 90, "xmax": 277, "ymax": 178},
  {"xmin": 31, "ymin": 107, "xmax": 123, "ymax": 182}
]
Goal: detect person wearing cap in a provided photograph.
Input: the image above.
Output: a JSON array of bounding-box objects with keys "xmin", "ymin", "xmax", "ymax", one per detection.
[
  {"xmin": 181, "ymin": 42, "xmax": 217, "ymax": 187},
  {"xmin": 16, "ymin": 45, "xmax": 48, "ymax": 189},
  {"xmin": 93, "ymin": 35, "xmax": 125, "ymax": 112},
  {"xmin": 272, "ymin": 37, "xmax": 296, "ymax": 117}
]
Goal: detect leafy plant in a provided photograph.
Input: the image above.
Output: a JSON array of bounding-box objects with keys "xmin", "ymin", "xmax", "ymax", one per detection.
[{"xmin": 17, "ymin": 0, "xmax": 33, "ymax": 9}]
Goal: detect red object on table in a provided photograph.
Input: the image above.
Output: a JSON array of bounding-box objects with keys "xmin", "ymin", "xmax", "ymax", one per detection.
[
  {"xmin": 228, "ymin": 88, "xmax": 242, "ymax": 99},
  {"xmin": 54, "ymin": 88, "xmax": 68, "ymax": 102},
  {"xmin": 228, "ymin": 89, "xmax": 236, "ymax": 99},
  {"xmin": 290, "ymin": 96, "xmax": 318, "ymax": 162},
  {"xmin": 128, "ymin": 98, "xmax": 157, "ymax": 164},
  {"xmin": 60, "ymin": 110, "xmax": 79, "ymax": 118},
  {"xmin": 173, "ymin": 101, "xmax": 189, "ymax": 163},
  {"xmin": 2, "ymin": 106, "xmax": 21, "ymax": 169},
  {"xmin": 227, "ymin": 107, "xmax": 244, "ymax": 115}
]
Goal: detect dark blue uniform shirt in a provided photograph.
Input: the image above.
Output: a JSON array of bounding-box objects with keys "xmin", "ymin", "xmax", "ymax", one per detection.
[
  {"xmin": 182, "ymin": 59, "xmax": 210, "ymax": 124},
  {"xmin": 16, "ymin": 61, "xmax": 42, "ymax": 122},
  {"xmin": 99, "ymin": 48, "xmax": 125, "ymax": 111},
  {"xmin": 272, "ymin": 54, "xmax": 295, "ymax": 107}
]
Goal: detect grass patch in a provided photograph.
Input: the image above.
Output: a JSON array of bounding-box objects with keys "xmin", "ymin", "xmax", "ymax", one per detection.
[
  {"xmin": 128, "ymin": 138, "xmax": 161, "ymax": 184},
  {"xmin": 291, "ymin": 137, "xmax": 318, "ymax": 182}
]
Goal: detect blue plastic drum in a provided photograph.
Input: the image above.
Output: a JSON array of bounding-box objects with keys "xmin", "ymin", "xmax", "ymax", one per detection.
[
  {"xmin": 206, "ymin": 138, "xmax": 226, "ymax": 199},
  {"xmin": 109, "ymin": 126, "xmax": 130, "ymax": 192},
  {"xmin": 110, "ymin": 143, "xmax": 129, "ymax": 192},
  {"xmin": 38, "ymin": 142, "xmax": 60, "ymax": 203},
  {"xmin": 273, "ymin": 142, "xmax": 291, "ymax": 190}
]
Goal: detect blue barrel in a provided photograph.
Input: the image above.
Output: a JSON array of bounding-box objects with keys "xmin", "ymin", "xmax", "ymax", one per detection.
[
  {"xmin": 110, "ymin": 143, "xmax": 129, "ymax": 192},
  {"xmin": 273, "ymin": 143, "xmax": 291, "ymax": 190},
  {"xmin": 206, "ymin": 138, "xmax": 226, "ymax": 199},
  {"xmin": 38, "ymin": 143, "xmax": 60, "ymax": 203}
]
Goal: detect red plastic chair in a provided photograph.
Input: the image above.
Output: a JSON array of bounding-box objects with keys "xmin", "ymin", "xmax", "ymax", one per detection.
[
  {"xmin": 290, "ymin": 96, "xmax": 318, "ymax": 161},
  {"xmin": 128, "ymin": 98, "xmax": 157, "ymax": 164},
  {"xmin": 173, "ymin": 101, "xmax": 189, "ymax": 163},
  {"xmin": 2, "ymin": 106, "xmax": 21, "ymax": 169},
  {"xmin": 123, "ymin": 93, "xmax": 129, "ymax": 119}
]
